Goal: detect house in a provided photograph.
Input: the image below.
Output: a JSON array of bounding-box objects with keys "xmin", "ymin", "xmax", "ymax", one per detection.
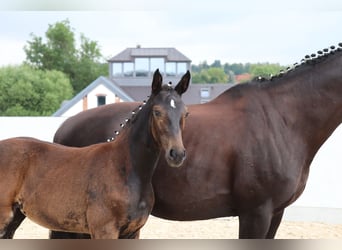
[
  {"xmin": 52, "ymin": 76, "xmax": 134, "ymax": 117},
  {"xmin": 53, "ymin": 46, "xmax": 234, "ymax": 117},
  {"xmin": 108, "ymin": 46, "xmax": 191, "ymax": 85}
]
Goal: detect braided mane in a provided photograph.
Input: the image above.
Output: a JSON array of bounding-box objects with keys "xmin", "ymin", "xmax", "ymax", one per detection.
[{"xmin": 254, "ymin": 42, "xmax": 342, "ymax": 82}]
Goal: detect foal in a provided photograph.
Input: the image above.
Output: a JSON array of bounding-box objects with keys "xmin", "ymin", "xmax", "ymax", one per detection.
[{"xmin": 0, "ymin": 69, "xmax": 190, "ymax": 239}]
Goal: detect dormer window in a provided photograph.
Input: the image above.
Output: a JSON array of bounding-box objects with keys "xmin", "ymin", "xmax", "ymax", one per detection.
[
  {"xmin": 166, "ymin": 62, "xmax": 176, "ymax": 76},
  {"xmin": 123, "ymin": 62, "xmax": 134, "ymax": 77},
  {"xmin": 150, "ymin": 58, "xmax": 164, "ymax": 74},
  {"xmin": 135, "ymin": 58, "xmax": 149, "ymax": 77},
  {"xmin": 108, "ymin": 48, "xmax": 191, "ymax": 81},
  {"xmin": 112, "ymin": 63, "xmax": 122, "ymax": 77},
  {"xmin": 177, "ymin": 62, "xmax": 187, "ymax": 75},
  {"xmin": 97, "ymin": 94, "xmax": 106, "ymax": 106}
]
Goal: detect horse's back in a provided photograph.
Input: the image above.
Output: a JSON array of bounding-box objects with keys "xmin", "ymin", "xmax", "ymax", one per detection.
[{"xmin": 0, "ymin": 137, "xmax": 43, "ymax": 167}]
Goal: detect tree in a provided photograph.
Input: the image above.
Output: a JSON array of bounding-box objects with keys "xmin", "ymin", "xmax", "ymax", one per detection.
[
  {"xmin": 25, "ymin": 20, "xmax": 76, "ymax": 73},
  {"xmin": 191, "ymin": 61, "xmax": 209, "ymax": 73},
  {"xmin": 223, "ymin": 63, "xmax": 249, "ymax": 75},
  {"xmin": 250, "ymin": 63, "xmax": 284, "ymax": 78},
  {"xmin": 0, "ymin": 65, "xmax": 73, "ymax": 116},
  {"xmin": 72, "ymin": 34, "xmax": 108, "ymax": 93},
  {"xmin": 211, "ymin": 60, "xmax": 222, "ymax": 68},
  {"xmin": 192, "ymin": 67, "xmax": 228, "ymax": 83},
  {"xmin": 24, "ymin": 19, "xmax": 107, "ymax": 94}
]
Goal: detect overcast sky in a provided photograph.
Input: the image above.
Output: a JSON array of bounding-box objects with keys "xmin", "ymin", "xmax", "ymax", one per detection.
[{"xmin": 1, "ymin": 0, "xmax": 342, "ymax": 66}]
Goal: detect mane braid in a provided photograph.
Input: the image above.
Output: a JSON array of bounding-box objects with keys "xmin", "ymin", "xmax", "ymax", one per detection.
[
  {"xmin": 254, "ymin": 42, "xmax": 342, "ymax": 83},
  {"xmin": 106, "ymin": 98, "xmax": 149, "ymax": 142}
]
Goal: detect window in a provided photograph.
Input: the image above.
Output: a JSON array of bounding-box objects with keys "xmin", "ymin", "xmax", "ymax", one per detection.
[
  {"xmin": 177, "ymin": 62, "xmax": 187, "ymax": 75},
  {"xmin": 97, "ymin": 95, "xmax": 106, "ymax": 106},
  {"xmin": 123, "ymin": 62, "xmax": 134, "ymax": 77},
  {"xmin": 150, "ymin": 58, "xmax": 164, "ymax": 74},
  {"xmin": 135, "ymin": 58, "xmax": 149, "ymax": 77},
  {"xmin": 200, "ymin": 88, "xmax": 210, "ymax": 99},
  {"xmin": 112, "ymin": 63, "xmax": 122, "ymax": 77},
  {"xmin": 166, "ymin": 62, "xmax": 176, "ymax": 76}
]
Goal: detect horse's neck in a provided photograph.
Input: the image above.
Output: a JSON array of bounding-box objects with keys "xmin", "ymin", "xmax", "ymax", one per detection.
[
  {"xmin": 267, "ymin": 59, "xmax": 342, "ymax": 150},
  {"xmin": 125, "ymin": 109, "xmax": 160, "ymax": 183}
]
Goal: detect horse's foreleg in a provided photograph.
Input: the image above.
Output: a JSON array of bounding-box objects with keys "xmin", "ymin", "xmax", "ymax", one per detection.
[
  {"xmin": 86, "ymin": 204, "xmax": 120, "ymax": 239},
  {"xmin": 133, "ymin": 230, "xmax": 140, "ymax": 239},
  {"xmin": 49, "ymin": 230, "xmax": 90, "ymax": 239},
  {"xmin": 266, "ymin": 210, "xmax": 284, "ymax": 239},
  {"xmin": 119, "ymin": 229, "xmax": 140, "ymax": 239},
  {"xmin": 238, "ymin": 202, "xmax": 273, "ymax": 239},
  {"xmin": 89, "ymin": 221, "xmax": 120, "ymax": 239}
]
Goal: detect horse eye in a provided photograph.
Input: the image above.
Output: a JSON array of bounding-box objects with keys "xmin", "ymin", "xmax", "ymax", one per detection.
[
  {"xmin": 153, "ymin": 110, "xmax": 161, "ymax": 117},
  {"xmin": 184, "ymin": 112, "xmax": 189, "ymax": 118}
]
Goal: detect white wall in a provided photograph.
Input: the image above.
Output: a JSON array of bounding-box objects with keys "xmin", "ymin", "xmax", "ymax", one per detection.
[
  {"xmin": 0, "ymin": 117, "xmax": 68, "ymax": 142},
  {"xmin": 285, "ymin": 125, "xmax": 342, "ymax": 223},
  {"xmin": 0, "ymin": 117, "xmax": 341, "ymax": 223},
  {"xmin": 60, "ymin": 100, "xmax": 83, "ymax": 117}
]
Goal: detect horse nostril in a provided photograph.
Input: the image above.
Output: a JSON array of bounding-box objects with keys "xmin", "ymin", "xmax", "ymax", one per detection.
[
  {"xmin": 169, "ymin": 149, "xmax": 186, "ymax": 161},
  {"xmin": 169, "ymin": 149, "xmax": 177, "ymax": 159}
]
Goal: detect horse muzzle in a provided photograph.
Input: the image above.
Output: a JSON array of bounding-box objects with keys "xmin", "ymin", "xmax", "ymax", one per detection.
[{"xmin": 166, "ymin": 148, "xmax": 186, "ymax": 168}]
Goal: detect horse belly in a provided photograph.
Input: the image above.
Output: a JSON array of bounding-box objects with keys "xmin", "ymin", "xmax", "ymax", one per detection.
[
  {"xmin": 17, "ymin": 185, "xmax": 89, "ymax": 234},
  {"xmin": 19, "ymin": 198, "xmax": 89, "ymax": 233},
  {"xmin": 152, "ymin": 147, "xmax": 236, "ymax": 220},
  {"xmin": 153, "ymin": 191, "xmax": 237, "ymax": 221}
]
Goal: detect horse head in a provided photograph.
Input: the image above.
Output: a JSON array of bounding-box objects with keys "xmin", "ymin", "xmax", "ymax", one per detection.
[{"xmin": 148, "ymin": 69, "xmax": 190, "ymax": 168}]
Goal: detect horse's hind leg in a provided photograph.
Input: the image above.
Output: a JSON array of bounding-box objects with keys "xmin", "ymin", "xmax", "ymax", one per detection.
[
  {"xmin": 0, "ymin": 206, "xmax": 16, "ymax": 238},
  {"xmin": 0, "ymin": 204, "xmax": 26, "ymax": 239},
  {"xmin": 2, "ymin": 205, "xmax": 26, "ymax": 238}
]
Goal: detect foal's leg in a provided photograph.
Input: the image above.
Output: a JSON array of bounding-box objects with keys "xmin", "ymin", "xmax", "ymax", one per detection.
[
  {"xmin": 89, "ymin": 221, "xmax": 120, "ymax": 239},
  {"xmin": 119, "ymin": 229, "xmax": 140, "ymax": 239},
  {"xmin": 86, "ymin": 204, "xmax": 120, "ymax": 239},
  {"xmin": 265, "ymin": 210, "xmax": 284, "ymax": 239},
  {"xmin": 49, "ymin": 230, "xmax": 90, "ymax": 239}
]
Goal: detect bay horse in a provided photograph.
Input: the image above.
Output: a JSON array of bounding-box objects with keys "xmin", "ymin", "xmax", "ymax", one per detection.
[
  {"xmin": 9, "ymin": 43, "xmax": 342, "ymax": 239},
  {"xmin": 0, "ymin": 69, "xmax": 190, "ymax": 239}
]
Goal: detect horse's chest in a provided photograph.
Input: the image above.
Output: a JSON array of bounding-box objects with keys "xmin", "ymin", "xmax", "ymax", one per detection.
[
  {"xmin": 127, "ymin": 190, "xmax": 154, "ymax": 220},
  {"xmin": 118, "ymin": 192, "xmax": 153, "ymax": 237}
]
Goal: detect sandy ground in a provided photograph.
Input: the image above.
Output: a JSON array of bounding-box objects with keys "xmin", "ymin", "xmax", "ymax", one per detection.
[{"xmin": 13, "ymin": 216, "xmax": 342, "ymax": 239}]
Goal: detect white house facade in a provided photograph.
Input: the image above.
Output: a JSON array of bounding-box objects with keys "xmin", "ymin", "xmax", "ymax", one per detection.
[{"xmin": 53, "ymin": 76, "xmax": 134, "ymax": 117}]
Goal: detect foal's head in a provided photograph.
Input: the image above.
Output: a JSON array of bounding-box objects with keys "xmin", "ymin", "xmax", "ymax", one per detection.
[{"xmin": 147, "ymin": 69, "xmax": 190, "ymax": 168}]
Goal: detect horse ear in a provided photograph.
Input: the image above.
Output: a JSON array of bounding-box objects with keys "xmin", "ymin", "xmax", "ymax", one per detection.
[
  {"xmin": 151, "ymin": 69, "xmax": 163, "ymax": 95},
  {"xmin": 175, "ymin": 70, "xmax": 191, "ymax": 96}
]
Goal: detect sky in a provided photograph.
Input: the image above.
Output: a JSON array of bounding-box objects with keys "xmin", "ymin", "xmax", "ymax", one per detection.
[{"xmin": 1, "ymin": 0, "xmax": 342, "ymax": 66}]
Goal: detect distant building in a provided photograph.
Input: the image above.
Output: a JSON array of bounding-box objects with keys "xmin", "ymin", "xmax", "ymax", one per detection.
[
  {"xmin": 53, "ymin": 46, "xmax": 233, "ymax": 117},
  {"xmin": 108, "ymin": 47, "xmax": 191, "ymax": 85}
]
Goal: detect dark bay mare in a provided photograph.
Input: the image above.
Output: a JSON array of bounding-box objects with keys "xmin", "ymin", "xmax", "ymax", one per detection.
[
  {"xmin": 9, "ymin": 43, "xmax": 342, "ymax": 239},
  {"xmin": 0, "ymin": 69, "xmax": 190, "ymax": 239}
]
